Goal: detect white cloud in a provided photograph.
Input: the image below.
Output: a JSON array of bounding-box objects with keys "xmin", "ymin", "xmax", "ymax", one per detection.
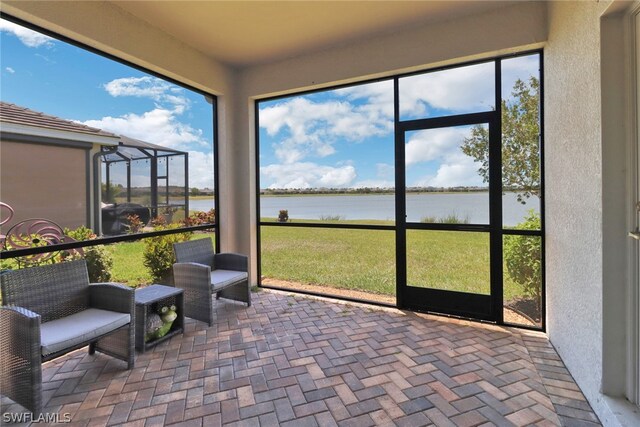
[
  {"xmin": 0, "ymin": 20, "xmax": 54, "ymax": 48},
  {"xmin": 106, "ymin": 150, "xmax": 213, "ymax": 190},
  {"xmin": 501, "ymin": 54, "xmax": 539, "ymax": 102},
  {"xmin": 399, "ymin": 62, "xmax": 494, "ymax": 117},
  {"xmin": 82, "ymin": 76, "xmax": 206, "ymax": 151},
  {"xmin": 81, "ymin": 73, "xmax": 214, "ymax": 193},
  {"xmin": 413, "ymin": 154, "xmax": 484, "ymax": 188},
  {"xmin": 405, "ymin": 127, "xmax": 466, "ymax": 166},
  {"xmin": 406, "ymin": 127, "xmax": 486, "ymax": 188},
  {"xmin": 261, "ymin": 162, "xmax": 356, "ymax": 189},
  {"xmin": 184, "ymin": 151, "xmax": 214, "ymax": 189},
  {"xmin": 5, "ymin": 67, "xmax": 15, "ymax": 74},
  {"xmin": 104, "ymin": 76, "xmax": 189, "ymax": 113},
  {"xmin": 83, "ymin": 108, "xmax": 206, "ymax": 150},
  {"xmin": 260, "ymin": 91, "xmax": 393, "ymax": 164},
  {"xmin": 376, "ymin": 163, "xmax": 394, "ymax": 179},
  {"xmin": 128, "ymin": 173, "xmax": 150, "ymax": 188}
]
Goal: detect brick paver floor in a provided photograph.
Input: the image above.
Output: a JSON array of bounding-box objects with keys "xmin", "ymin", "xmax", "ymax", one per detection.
[{"xmin": 1, "ymin": 289, "xmax": 601, "ymax": 426}]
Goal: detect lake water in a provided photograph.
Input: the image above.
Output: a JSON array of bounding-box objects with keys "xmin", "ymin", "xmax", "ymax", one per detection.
[{"xmin": 189, "ymin": 192, "xmax": 539, "ymax": 226}]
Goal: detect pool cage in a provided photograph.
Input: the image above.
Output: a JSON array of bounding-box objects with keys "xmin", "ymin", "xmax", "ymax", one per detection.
[{"xmin": 99, "ymin": 135, "xmax": 188, "ymax": 235}]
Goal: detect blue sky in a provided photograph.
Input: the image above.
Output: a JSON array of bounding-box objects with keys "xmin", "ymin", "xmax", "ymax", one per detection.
[
  {"xmin": 259, "ymin": 56, "xmax": 539, "ymax": 190},
  {"xmin": 0, "ymin": 18, "xmax": 538, "ymax": 192},
  {"xmin": 0, "ymin": 19, "xmax": 215, "ymax": 189}
]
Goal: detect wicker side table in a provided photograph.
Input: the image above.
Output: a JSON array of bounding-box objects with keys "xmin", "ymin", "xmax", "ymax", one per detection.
[{"xmin": 134, "ymin": 284, "xmax": 184, "ymax": 353}]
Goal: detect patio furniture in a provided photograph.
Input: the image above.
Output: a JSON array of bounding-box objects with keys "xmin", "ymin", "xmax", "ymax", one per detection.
[
  {"xmin": 0, "ymin": 260, "xmax": 135, "ymax": 415},
  {"xmin": 173, "ymin": 238, "xmax": 250, "ymax": 326},
  {"xmin": 135, "ymin": 284, "xmax": 184, "ymax": 353}
]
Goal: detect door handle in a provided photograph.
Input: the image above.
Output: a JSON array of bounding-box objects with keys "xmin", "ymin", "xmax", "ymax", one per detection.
[{"xmin": 629, "ymin": 230, "xmax": 640, "ymax": 240}]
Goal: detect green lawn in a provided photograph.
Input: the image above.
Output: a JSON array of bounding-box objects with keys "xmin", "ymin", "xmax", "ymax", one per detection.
[
  {"xmin": 108, "ymin": 240, "xmax": 150, "ymax": 286},
  {"xmin": 108, "ymin": 233, "xmax": 215, "ymax": 286},
  {"xmin": 260, "ymin": 221, "xmax": 526, "ymax": 301},
  {"xmin": 104, "ymin": 225, "xmax": 527, "ymax": 302},
  {"xmin": 261, "ymin": 226, "xmax": 396, "ymax": 295}
]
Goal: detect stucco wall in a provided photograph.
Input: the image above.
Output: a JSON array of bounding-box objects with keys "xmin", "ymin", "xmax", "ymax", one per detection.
[
  {"xmin": 544, "ymin": 0, "xmax": 613, "ymax": 422},
  {"xmin": 0, "ymin": 140, "xmax": 88, "ymax": 231}
]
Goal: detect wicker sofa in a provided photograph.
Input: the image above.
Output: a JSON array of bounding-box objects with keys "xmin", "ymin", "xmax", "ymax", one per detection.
[
  {"xmin": 0, "ymin": 260, "xmax": 135, "ymax": 415},
  {"xmin": 173, "ymin": 238, "xmax": 250, "ymax": 326}
]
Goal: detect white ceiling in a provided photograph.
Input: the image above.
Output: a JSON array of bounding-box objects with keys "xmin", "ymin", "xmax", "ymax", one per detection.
[{"xmin": 111, "ymin": 1, "xmax": 513, "ymax": 68}]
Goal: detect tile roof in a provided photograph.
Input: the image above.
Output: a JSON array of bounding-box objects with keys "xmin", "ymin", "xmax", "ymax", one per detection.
[{"xmin": 0, "ymin": 101, "xmax": 118, "ymax": 138}]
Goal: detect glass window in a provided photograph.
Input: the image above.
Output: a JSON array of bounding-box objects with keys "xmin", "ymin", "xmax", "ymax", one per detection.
[
  {"xmin": 405, "ymin": 125, "xmax": 490, "ymax": 224},
  {"xmin": 0, "ymin": 17, "xmax": 216, "ymax": 255},
  {"xmin": 503, "ymin": 234, "xmax": 542, "ymax": 327},
  {"xmin": 260, "ymin": 226, "xmax": 395, "ymax": 305},
  {"xmin": 399, "ymin": 61, "xmax": 495, "ymax": 121},
  {"xmin": 406, "ymin": 230, "xmax": 490, "ymax": 294},
  {"xmin": 259, "ymin": 80, "xmax": 395, "ymax": 225},
  {"xmin": 501, "ymin": 54, "xmax": 541, "ymax": 228}
]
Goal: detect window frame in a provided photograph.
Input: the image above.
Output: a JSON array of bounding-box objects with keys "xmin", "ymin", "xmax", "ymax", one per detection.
[
  {"xmin": 255, "ymin": 50, "xmax": 545, "ymax": 330},
  {"xmin": 0, "ymin": 13, "xmax": 220, "ymax": 260}
]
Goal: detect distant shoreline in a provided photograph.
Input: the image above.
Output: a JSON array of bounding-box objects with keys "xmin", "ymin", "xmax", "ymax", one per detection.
[{"xmin": 259, "ymin": 188, "xmax": 495, "ymax": 197}]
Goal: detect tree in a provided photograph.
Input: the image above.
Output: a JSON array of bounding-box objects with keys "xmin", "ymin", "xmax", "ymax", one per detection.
[
  {"xmin": 461, "ymin": 77, "xmax": 540, "ymax": 204},
  {"xmin": 190, "ymin": 187, "xmax": 201, "ymax": 196}
]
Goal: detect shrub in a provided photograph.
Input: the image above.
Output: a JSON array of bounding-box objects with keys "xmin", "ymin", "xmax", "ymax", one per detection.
[
  {"xmin": 183, "ymin": 209, "xmax": 216, "ymax": 226},
  {"xmin": 278, "ymin": 210, "xmax": 289, "ymax": 223},
  {"xmin": 62, "ymin": 226, "xmax": 113, "ymax": 282},
  {"xmin": 126, "ymin": 214, "xmax": 145, "ymax": 234},
  {"xmin": 143, "ymin": 224, "xmax": 193, "ymax": 283},
  {"xmin": 0, "ymin": 258, "xmax": 17, "ymax": 271},
  {"xmin": 150, "ymin": 215, "xmax": 167, "ymax": 227},
  {"xmin": 504, "ymin": 211, "xmax": 542, "ymax": 308}
]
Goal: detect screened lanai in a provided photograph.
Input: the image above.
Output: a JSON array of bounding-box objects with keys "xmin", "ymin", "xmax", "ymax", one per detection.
[
  {"xmin": 99, "ymin": 135, "xmax": 188, "ymax": 235},
  {"xmin": 2, "ymin": 1, "xmax": 640, "ymax": 425}
]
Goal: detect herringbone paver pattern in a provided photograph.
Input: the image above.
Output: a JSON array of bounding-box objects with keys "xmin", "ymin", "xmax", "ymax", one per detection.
[{"xmin": 1, "ymin": 290, "xmax": 600, "ymax": 426}]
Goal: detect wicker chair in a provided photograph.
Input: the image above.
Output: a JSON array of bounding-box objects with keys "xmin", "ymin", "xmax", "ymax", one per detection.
[
  {"xmin": 173, "ymin": 238, "xmax": 250, "ymax": 326},
  {"xmin": 0, "ymin": 260, "xmax": 135, "ymax": 415}
]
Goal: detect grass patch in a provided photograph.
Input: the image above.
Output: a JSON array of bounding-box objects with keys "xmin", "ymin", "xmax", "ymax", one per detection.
[
  {"xmin": 260, "ymin": 223, "xmax": 523, "ymax": 301},
  {"xmin": 108, "ymin": 240, "xmax": 150, "ymax": 286},
  {"xmin": 319, "ymin": 214, "xmax": 345, "ymax": 221},
  {"xmin": 406, "ymin": 230, "xmax": 490, "ymax": 294},
  {"xmin": 103, "ymin": 224, "xmax": 523, "ymax": 303},
  {"xmin": 261, "ymin": 225, "xmax": 396, "ymax": 295},
  {"xmin": 108, "ymin": 232, "xmax": 215, "ymax": 286},
  {"xmin": 420, "ymin": 213, "xmax": 470, "ymax": 224}
]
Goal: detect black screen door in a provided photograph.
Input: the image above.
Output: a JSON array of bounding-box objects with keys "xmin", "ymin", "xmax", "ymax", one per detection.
[{"xmin": 396, "ymin": 114, "xmax": 502, "ymax": 321}]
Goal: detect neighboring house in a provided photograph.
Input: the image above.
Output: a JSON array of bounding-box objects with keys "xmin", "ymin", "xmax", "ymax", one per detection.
[
  {"xmin": 0, "ymin": 102, "xmax": 188, "ymax": 236},
  {"xmin": 0, "ymin": 101, "xmax": 119, "ymax": 232}
]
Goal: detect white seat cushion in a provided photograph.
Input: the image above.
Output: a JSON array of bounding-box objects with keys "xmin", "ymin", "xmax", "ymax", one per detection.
[
  {"xmin": 211, "ymin": 269, "xmax": 248, "ymax": 291},
  {"xmin": 40, "ymin": 308, "xmax": 131, "ymax": 356}
]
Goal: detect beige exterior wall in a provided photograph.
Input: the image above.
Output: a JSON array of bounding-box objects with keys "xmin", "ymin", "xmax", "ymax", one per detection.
[
  {"xmin": 545, "ymin": 1, "xmax": 639, "ymax": 425},
  {"xmin": 544, "ymin": 0, "xmax": 606, "ymax": 409},
  {"xmin": 0, "ymin": 140, "xmax": 88, "ymax": 232}
]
